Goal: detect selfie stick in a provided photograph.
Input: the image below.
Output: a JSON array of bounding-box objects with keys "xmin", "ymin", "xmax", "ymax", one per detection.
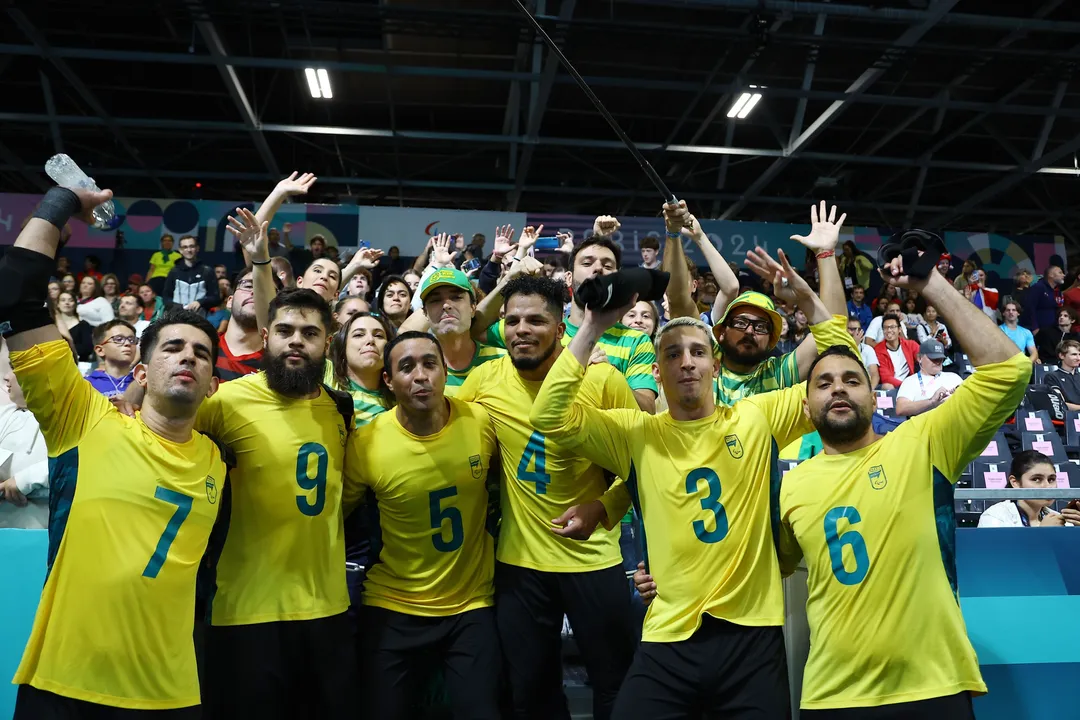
[{"xmin": 511, "ymin": 0, "xmax": 677, "ymax": 203}]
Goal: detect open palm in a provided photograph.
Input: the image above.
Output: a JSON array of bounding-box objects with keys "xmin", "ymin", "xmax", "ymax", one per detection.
[
  {"xmin": 275, "ymin": 171, "xmax": 317, "ymax": 197},
  {"xmin": 790, "ymin": 201, "xmax": 846, "ymax": 253},
  {"xmin": 226, "ymin": 207, "xmax": 267, "ymax": 257}
]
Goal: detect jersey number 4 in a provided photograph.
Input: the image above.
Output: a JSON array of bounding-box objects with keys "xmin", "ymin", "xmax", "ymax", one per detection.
[
  {"xmin": 824, "ymin": 506, "xmax": 870, "ymax": 585},
  {"xmin": 517, "ymin": 431, "xmax": 551, "ymax": 495},
  {"xmin": 143, "ymin": 486, "xmax": 194, "ymax": 579},
  {"xmin": 685, "ymin": 468, "xmax": 729, "ymax": 543},
  {"xmin": 296, "ymin": 443, "xmax": 329, "ymax": 516}
]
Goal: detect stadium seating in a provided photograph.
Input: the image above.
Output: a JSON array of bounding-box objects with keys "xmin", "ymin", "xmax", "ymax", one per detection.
[
  {"xmin": 874, "ymin": 389, "xmax": 898, "ymax": 418},
  {"xmin": 976, "ymin": 431, "xmax": 1013, "ymax": 465},
  {"xmin": 1064, "ymin": 410, "xmax": 1080, "ymax": 455},
  {"xmin": 953, "ymin": 352, "xmax": 974, "ymax": 376},
  {"xmin": 1032, "ymin": 364, "xmax": 1059, "ymax": 385},
  {"xmin": 1017, "ymin": 409, "xmax": 1055, "ymax": 435},
  {"xmin": 1021, "ymin": 431, "xmax": 1069, "ymax": 464}
]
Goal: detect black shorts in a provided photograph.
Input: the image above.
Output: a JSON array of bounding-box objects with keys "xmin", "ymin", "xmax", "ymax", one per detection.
[
  {"xmin": 200, "ymin": 612, "xmax": 356, "ymax": 720},
  {"xmin": 13, "ymin": 684, "xmax": 200, "ymax": 719},
  {"xmin": 612, "ymin": 616, "xmax": 790, "ymax": 720},
  {"xmin": 800, "ymin": 692, "xmax": 975, "ymax": 720},
  {"xmin": 359, "ymin": 605, "xmax": 501, "ymax": 720}
]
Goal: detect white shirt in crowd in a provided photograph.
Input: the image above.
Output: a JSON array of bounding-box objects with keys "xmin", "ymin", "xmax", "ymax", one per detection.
[
  {"xmin": 865, "ymin": 315, "xmax": 884, "ymax": 343},
  {"xmin": 0, "ymin": 403, "xmax": 50, "ymax": 529},
  {"xmin": 132, "ymin": 318, "xmax": 150, "ymax": 338},
  {"xmin": 978, "ymin": 501, "xmax": 1066, "ymax": 528},
  {"xmin": 858, "ymin": 342, "xmax": 878, "ymax": 370},
  {"xmin": 75, "ymin": 296, "xmax": 115, "ymax": 327},
  {"xmin": 887, "ymin": 346, "xmax": 912, "ymax": 382},
  {"xmin": 896, "ymin": 370, "xmax": 963, "ymax": 402}
]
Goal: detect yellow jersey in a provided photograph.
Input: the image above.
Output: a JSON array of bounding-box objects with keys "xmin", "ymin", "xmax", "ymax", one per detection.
[
  {"xmin": 11, "ymin": 340, "xmax": 227, "ymax": 709},
  {"xmin": 456, "ymin": 355, "xmax": 637, "ymax": 572},
  {"xmin": 444, "ymin": 341, "xmax": 506, "ymax": 397},
  {"xmin": 343, "ymin": 398, "xmax": 497, "ymax": 616},
  {"xmin": 195, "ymin": 372, "xmax": 351, "ymax": 626},
  {"xmin": 779, "ymin": 353, "xmax": 1030, "ymax": 709},
  {"xmin": 530, "ymin": 316, "xmax": 855, "ymax": 643}
]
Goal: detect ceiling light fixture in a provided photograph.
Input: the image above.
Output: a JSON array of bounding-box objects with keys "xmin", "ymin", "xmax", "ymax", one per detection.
[
  {"xmin": 305, "ymin": 68, "xmax": 333, "ymax": 99},
  {"xmin": 727, "ymin": 86, "xmax": 763, "ymax": 119}
]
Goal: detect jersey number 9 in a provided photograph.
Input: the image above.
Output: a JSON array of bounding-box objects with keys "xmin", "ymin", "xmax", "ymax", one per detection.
[
  {"xmin": 296, "ymin": 443, "xmax": 329, "ymax": 517},
  {"xmin": 429, "ymin": 486, "xmax": 464, "ymax": 552},
  {"xmin": 685, "ymin": 468, "xmax": 729, "ymax": 543},
  {"xmin": 824, "ymin": 506, "xmax": 870, "ymax": 585}
]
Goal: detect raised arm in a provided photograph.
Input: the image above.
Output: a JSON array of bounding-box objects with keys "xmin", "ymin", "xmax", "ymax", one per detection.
[
  {"xmin": 790, "ymin": 201, "xmax": 848, "ymax": 317},
  {"xmin": 470, "ymin": 256, "xmax": 544, "ymax": 344},
  {"xmin": 680, "ymin": 215, "xmax": 739, "ymax": 320},
  {"xmin": 340, "ymin": 247, "xmax": 384, "ymax": 290},
  {"xmin": 227, "ymin": 208, "xmax": 275, "ymax": 333},
  {"xmin": 661, "ymin": 202, "xmax": 697, "ymax": 320}
]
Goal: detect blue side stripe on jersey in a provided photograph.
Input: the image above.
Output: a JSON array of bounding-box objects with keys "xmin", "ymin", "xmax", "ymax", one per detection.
[
  {"xmin": 46, "ymin": 448, "xmax": 79, "ymax": 579},
  {"xmin": 625, "ymin": 463, "xmax": 650, "ymax": 574},
  {"xmin": 932, "ymin": 467, "xmax": 959, "ymax": 599}
]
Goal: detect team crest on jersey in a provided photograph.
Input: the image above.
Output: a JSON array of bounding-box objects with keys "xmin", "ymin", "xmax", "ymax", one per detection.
[
  {"xmin": 470, "ymin": 454, "xmax": 483, "ymax": 479},
  {"xmin": 205, "ymin": 476, "xmax": 219, "ymax": 504},
  {"xmin": 725, "ymin": 434, "xmax": 744, "ymax": 459},
  {"xmin": 868, "ymin": 465, "xmax": 887, "ymax": 490}
]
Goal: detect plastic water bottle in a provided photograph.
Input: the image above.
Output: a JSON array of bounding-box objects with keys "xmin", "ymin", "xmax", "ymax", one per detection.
[{"xmin": 44, "ymin": 154, "xmax": 115, "ymax": 229}]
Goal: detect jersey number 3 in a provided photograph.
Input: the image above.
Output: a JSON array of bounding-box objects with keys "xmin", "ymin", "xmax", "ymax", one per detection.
[
  {"xmin": 685, "ymin": 468, "xmax": 729, "ymax": 543},
  {"xmin": 296, "ymin": 443, "xmax": 329, "ymax": 516},
  {"xmin": 824, "ymin": 506, "xmax": 870, "ymax": 585},
  {"xmin": 517, "ymin": 431, "xmax": 551, "ymax": 495}
]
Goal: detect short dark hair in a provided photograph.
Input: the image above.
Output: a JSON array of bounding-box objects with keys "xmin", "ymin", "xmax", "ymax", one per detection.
[
  {"xmin": 640, "ymin": 236, "xmax": 660, "ymax": 251},
  {"xmin": 93, "ymin": 319, "xmax": 136, "ymax": 345},
  {"xmin": 571, "ymin": 235, "xmax": 622, "ymax": 270},
  {"xmin": 1010, "ymin": 449, "xmax": 1053, "ymax": 483},
  {"xmin": 377, "ymin": 275, "xmax": 413, "ymax": 311},
  {"xmin": 881, "ymin": 312, "xmax": 903, "ymax": 329},
  {"xmin": 1003, "ymin": 300, "xmax": 1022, "ymax": 313},
  {"xmin": 1058, "ymin": 339, "xmax": 1080, "ymax": 357},
  {"xmin": 267, "ymin": 288, "xmax": 333, "ymax": 333},
  {"xmin": 805, "ymin": 344, "xmax": 871, "ymax": 391},
  {"xmin": 502, "ymin": 275, "xmax": 569, "ymax": 321},
  {"xmin": 139, "ymin": 308, "xmax": 219, "ymax": 366},
  {"xmin": 121, "ymin": 292, "xmax": 144, "ymax": 309},
  {"xmin": 179, "ymin": 235, "xmax": 198, "ymax": 247},
  {"xmin": 310, "ymin": 235, "xmax": 326, "ymax": 247},
  {"xmin": 232, "ymin": 267, "xmax": 253, "ymax": 291},
  {"xmin": 382, "ymin": 330, "xmax": 445, "ymax": 380}
]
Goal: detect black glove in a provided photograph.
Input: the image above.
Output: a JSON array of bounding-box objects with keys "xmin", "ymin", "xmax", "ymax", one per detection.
[{"xmin": 576, "ymin": 268, "xmax": 670, "ymax": 310}]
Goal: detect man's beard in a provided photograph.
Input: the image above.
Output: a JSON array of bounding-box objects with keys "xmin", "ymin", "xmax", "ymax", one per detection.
[
  {"xmin": 263, "ymin": 350, "xmax": 324, "ymax": 397},
  {"xmin": 721, "ymin": 336, "xmax": 770, "ymax": 367},
  {"xmin": 230, "ymin": 301, "xmax": 257, "ymax": 331},
  {"xmin": 510, "ymin": 337, "xmax": 558, "ymax": 371},
  {"xmin": 814, "ymin": 398, "xmax": 873, "ymax": 446}
]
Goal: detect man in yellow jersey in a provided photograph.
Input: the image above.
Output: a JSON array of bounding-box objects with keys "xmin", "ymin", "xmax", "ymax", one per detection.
[
  {"xmin": 456, "ymin": 275, "xmax": 639, "ymax": 720},
  {"xmin": 2, "ymin": 184, "xmax": 228, "ymax": 718},
  {"xmin": 530, "ymin": 250, "xmax": 855, "ymax": 719},
  {"xmin": 196, "ymin": 288, "xmax": 356, "ymax": 720},
  {"xmin": 780, "ymin": 253, "xmax": 1030, "ymax": 718},
  {"xmin": 342, "ymin": 330, "xmax": 499, "ymax": 719}
]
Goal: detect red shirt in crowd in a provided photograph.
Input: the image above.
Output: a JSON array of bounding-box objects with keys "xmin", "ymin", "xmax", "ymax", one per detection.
[{"xmin": 215, "ymin": 333, "xmax": 262, "ymax": 382}]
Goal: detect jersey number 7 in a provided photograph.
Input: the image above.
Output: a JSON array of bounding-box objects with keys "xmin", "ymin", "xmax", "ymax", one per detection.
[{"xmin": 143, "ymin": 486, "xmax": 194, "ymax": 579}]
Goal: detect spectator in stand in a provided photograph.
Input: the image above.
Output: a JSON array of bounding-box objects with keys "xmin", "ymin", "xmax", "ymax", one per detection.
[
  {"xmin": 916, "ymin": 303, "xmax": 953, "ymax": 366},
  {"xmin": 85, "ymin": 320, "xmax": 138, "ymax": 399},
  {"xmin": 1045, "ymin": 339, "xmax": 1080, "ymax": 411},
  {"xmin": 0, "ymin": 344, "xmax": 49, "ymax": 530},
  {"xmin": 214, "ymin": 269, "xmax": 264, "ymax": 381},
  {"xmin": 999, "ymin": 300, "xmax": 1039, "ymax": 363},
  {"xmin": 838, "ymin": 240, "xmax": 873, "ymax": 291},
  {"xmin": 59, "ymin": 272, "xmax": 76, "ymax": 293},
  {"xmin": 847, "ymin": 285, "xmax": 872, "ymax": 330},
  {"xmin": 1026, "ymin": 263, "xmax": 1065, "ymax": 334},
  {"xmin": 329, "ymin": 311, "xmax": 394, "ymax": 425},
  {"xmin": 978, "ymin": 451, "xmax": 1080, "ymax": 528},
  {"xmin": 1009, "ymin": 266, "xmax": 1034, "ymax": 312},
  {"xmin": 774, "ymin": 312, "xmax": 799, "ymax": 357},
  {"xmin": 214, "ymin": 263, "xmax": 228, "ymax": 279},
  {"xmin": 137, "ymin": 283, "xmax": 168, "ymax": 323},
  {"xmin": 206, "ymin": 277, "xmax": 233, "ymax": 334},
  {"xmin": 952, "ymin": 256, "xmax": 978, "ymax": 291},
  {"xmin": 116, "ymin": 294, "xmax": 150, "ymax": 338},
  {"xmin": 332, "ymin": 297, "xmax": 370, "ymax": 331},
  {"xmin": 1036, "ymin": 307, "xmax": 1079, "ymax": 363},
  {"xmin": 382, "ymin": 245, "xmax": 407, "ymax": 277},
  {"xmin": 847, "ymin": 316, "xmax": 880, "ymax": 388},
  {"xmin": 77, "ymin": 255, "xmax": 103, "ymax": 284},
  {"xmin": 54, "ymin": 255, "xmax": 71, "ymax": 279},
  {"xmin": 101, "ymin": 273, "xmax": 121, "ymax": 314},
  {"xmin": 125, "ymin": 273, "xmax": 142, "ymax": 295},
  {"xmin": 54, "ymin": 290, "xmax": 94, "ymax": 363},
  {"xmin": 270, "ymin": 256, "xmax": 295, "ymax": 290},
  {"xmin": 376, "ymin": 275, "xmax": 414, "ymax": 329},
  {"xmin": 145, "ymin": 234, "xmax": 181, "ymax": 296},
  {"xmin": 935, "ymin": 253, "xmax": 952, "ymax": 279},
  {"xmin": 163, "ymin": 235, "xmax": 220, "ymax": 316},
  {"xmin": 966, "ymin": 268, "xmax": 1000, "ymax": 321},
  {"xmin": 901, "ymin": 296, "xmax": 924, "ymax": 339},
  {"xmin": 871, "ymin": 282, "xmax": 899, "ymax": 315},
  {"xmin": 283, "ymin": 231, "xmax": 327, "ymax": 276},
  {"xmin": 894, "ymin": 339, "xmax": 963, "ymax": 417},
  {"xmin": 469, "ymin": 232, "xmax": 486, "ymax": 256},
  {"xmin": 402, "ymin": 268, "xmax": 422, "ymax": 294},
  {"xmin": 1060, "ymin": 271, "xmax": 1080, "ymax": 328},
  {"xmin": 622, "ymin": 300, "xmax": 660, "ymax": 340},
  {"xmin": 344, "ymin": 268, "xmax": 373, "ymax": 301},
  {"xmin": 875, "ymin": 312, "xmax": 920, "ymax": 390},
  {"xmin": 46, "ymin": 281, "xmax": 61, "ymax": 305},
  {"xmin": 639, "ymin": 235, "xmax": 661, "ymax": 270},
  {"xmin": 791, "ymin": 307, "xmax": 810, "ymax": 345},
  {"xmin": 865, "ymin": 300, "xmax": 901, "ymax": 346},
  {"xmin": 75, "ymin": 275, "xmax": 115, "ymax": 327},
  {"xmin": 265, "ymin": 226, "xmax": 289, "ymax": 258}
]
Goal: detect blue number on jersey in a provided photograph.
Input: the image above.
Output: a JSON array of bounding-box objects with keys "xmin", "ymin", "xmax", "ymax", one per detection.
[
  {"xmin": 429, "ymin": 486, "xmax": 464, "ymax": 552},
  {"xmin": 685, "ymin": 468, "xmax": 729, "ymax": 543},
  {"xmin": 517, "ymin": 431, "xmax": 551, "ymax": 495},
  {"xmin": 143, "ymin": 486, "xmax": 194, "ymax": 578},
  {"xmin": 824, "ymin": 506, "xmax": 870, "ymax": 585},
  {"xmin": 296, "ymin": 443, "xmax": 329, "ymax": 516}
]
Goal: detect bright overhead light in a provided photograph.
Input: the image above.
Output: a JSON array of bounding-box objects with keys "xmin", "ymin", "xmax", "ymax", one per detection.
[
  {"xmin": 728, "ymin": 89, "xmax": 763, "ymax": 119},
  {"xmin": 305, "ymin": 67, "xmax": 332, "ymax": 99}
]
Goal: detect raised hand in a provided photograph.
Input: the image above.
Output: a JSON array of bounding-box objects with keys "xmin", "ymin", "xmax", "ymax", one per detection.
[
  {"xmin": 431, "ymin": 233, "xmax": 457, "ymax": 268},
  {"xmin": 347, "ymin": 247, "xmax": 384, "ymax": 270},
  {"xmin": 519, "ymin": 225, "xmax": 543, "ymax": 255},
  {"xmin": 663, "ymin": 200, "xmax": 690, "ymax": 234},
  {"xmin": 274, "ymin": 171, "xmax": 317, "ymax": 197},
  {"xmin": 492, "ymin": 225, "xmax": 519, "ymax": 259},
  {"xmin": 557, "ymin": 231, "xmax": 574, "ymax": 254},
  {"xmin": 69, "ymin": 187, "xmax": 115, "ymax": 225},
  {"xmin": 790, "ymin": 201, "xmax": 847, "ymax": 253},
  {"xmin": 506, "ymin": 256, "xmax": 544, "ymax": 281},
  {"xmin": 593, "ymin": 215, "xmax": 621, "ymax": 237},
  {"xmin": 878, "ymin": 249, "xmax": 937, "ymax": 294},
  {"xmin": 226, "ymin": 207, "xmax": 269, "ymax": 259},
  {"xmin": 582, "ymin": 293, "xmax": 639, "ymax": 335},
  {"xmin": 745, "ymin": 247, "xmax": 811, "ymax": 304}
]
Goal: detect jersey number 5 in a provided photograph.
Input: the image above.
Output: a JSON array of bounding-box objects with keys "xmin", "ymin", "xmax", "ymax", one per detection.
[
  {"xmin": 824, "ymin": 506, "xmax": 870, "ymax": 585},
  {"xmin": 143, "ymin": 486, "xmax": 194, "ymax": 579},
  {"xmin": 517, "ymin": 431, "xmax": 551, "ymax": 495},
  {"xmin": 685, "ymin": 468, "xmax": 729, "ymax": 543},
  {"xmin": 429, "ymin": 486, "xmax": 464, "ymax": 552},
  {"xmin": 296, "ymin": 443, "xmax": 329, "ymax": 516}
]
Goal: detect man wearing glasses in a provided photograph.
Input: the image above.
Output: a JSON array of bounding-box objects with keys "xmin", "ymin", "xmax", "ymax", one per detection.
[
  {"xmin": 216, "ymin": 268, "xmax": 264, "ymax": 381},
  {"xmin": 84, "ymin": 319, "xmax": 138, "ymax": 398},
  {"xmin": 894, "ymin": 338, "xmax": 964, "ymax": 417}
]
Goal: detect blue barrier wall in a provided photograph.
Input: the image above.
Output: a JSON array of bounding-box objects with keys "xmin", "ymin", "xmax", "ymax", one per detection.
[{"xmin": 1, "ymin": 527, "xmax": 1076, "ymax": 719}]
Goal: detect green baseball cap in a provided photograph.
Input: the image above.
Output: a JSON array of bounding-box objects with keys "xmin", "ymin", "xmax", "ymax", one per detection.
[
  {"xmin": 714, "ymin": 290, "xmax": 784, "ymax": 350},
  {"xmin": 419, "ymin": 268, "xmax": 475, "ymax": 301}
]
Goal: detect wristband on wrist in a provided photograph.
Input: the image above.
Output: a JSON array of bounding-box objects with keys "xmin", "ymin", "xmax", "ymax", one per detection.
[
  {"xmin": 32, "ymin": 187, "xmax": 82, "ymax": 231},
  {"xmin": 251, "ymin": 258, "xmax": 271, "ymax": 266},
  {"xmin": 816, "ymin": 250, "xmax": 835, "ymax": 259},
  {"xmin": 665, "ymin": 230, "xmax": 681, "ymax": 239}
]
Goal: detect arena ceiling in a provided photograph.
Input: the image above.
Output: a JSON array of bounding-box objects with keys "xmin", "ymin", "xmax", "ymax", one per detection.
[{"xmin": 2, "ymin": 0, "xmax": 1080, "ymax": 244}]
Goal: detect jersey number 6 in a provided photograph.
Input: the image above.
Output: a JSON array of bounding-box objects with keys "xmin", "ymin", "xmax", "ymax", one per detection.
[
  {"xmin": 824, "ymin": 506, "xmax": 870, "ymax": 585},
  {"xmin": 296, "ymin": 443, "xmax": 329, "ymax": 517},
  {"xmin": 429, "ymin": 486, "xmax": 464, "ymax": 552},
  {"xmin": 685, "ymin": 468, "xmax": 729, "ymax": 543}
]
